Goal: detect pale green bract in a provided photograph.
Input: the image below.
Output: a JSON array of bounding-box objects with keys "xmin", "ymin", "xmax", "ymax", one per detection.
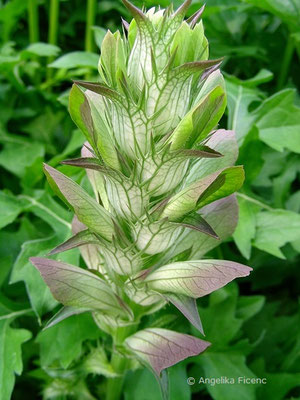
[{"xmin": 30, "ymin": 1, "xmax": 252, "ymax": 398}]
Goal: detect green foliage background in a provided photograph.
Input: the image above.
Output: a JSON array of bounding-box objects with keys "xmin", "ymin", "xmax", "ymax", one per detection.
[{"xmin": 0, "ymin": 0, "xmax": 299, "ymax": 399}]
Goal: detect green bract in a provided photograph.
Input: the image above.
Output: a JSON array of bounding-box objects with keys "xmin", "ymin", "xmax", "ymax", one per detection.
[{"xmin": 30, "ymin": 1, "xmax": 252, "ymax": 398}]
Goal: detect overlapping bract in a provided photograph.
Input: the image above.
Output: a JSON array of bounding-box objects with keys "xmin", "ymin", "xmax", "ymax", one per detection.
[{"xmin": 30, "ymin": 0, "xmax": 251, "ymax": 389}]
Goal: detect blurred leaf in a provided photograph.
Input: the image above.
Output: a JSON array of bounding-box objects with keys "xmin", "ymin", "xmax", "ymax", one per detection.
[
  {"xmin": 23, "ymin": 108, "xmax": 64, "ymax": 155},
  {"xmin": 168, "ymin": 363, "xmax": 191, "ymax": 400},
  {"xmin": 0, "ymin": 138, "xmax": 45, "ymax": 179},
  {"xmin": 10, "ymin": 236, "xmax": 59, "ymax": 318},
  {"xmin": 0, "ymin": 218, "xmax": 38, "ymax": 286},
  {"xmin": 49, "ymin": 129, "xmax": 84, "ymax": 166},
  {"xmin": 124, "ymin": 363, "xmax": 191, "ymax": 400},
  {"xmin": 0, "ymin": 318, "xmax": 32, "ymax": 400},
  {"xmin": 0, "ymin": 0, "xmax": 27, "ymax": 41},
  {"xmin": 252, "ymin": 148, "xmax": 287, "ymax": 188},
  {"xmin": 10, "ymin": 234, "xmax": 80, "ymax": 319},
  {"xmin": 242, "ymin": 0, "xmax": 300, "ymax": 31},
  {"xmin": 198, "ymin": 285, "xmax": 243, "ymax": 346},
  {"xmin": 272, "ymin": 155, "xmax": 299, "ymax": 208},
  {"xmin": 224, "ymin": 69, "xmax": 273, "ymax": 87},
  {"xmin": 49, "ymin": 52, "xmax": 99, "ymax": 69},
  {"xmin": 9, "ymin": 192, "xmax": 77, "ymax": 318},
  {"xmin": 37, "ymin": 313, "xmax": 101, "ymax": 368},
  {"xmin": 258, "ymin": 371, "xmax": 300, "ymax": 400},
  {"xmin": 198, "ymin": 352, "xmax": 257, "ymax": 400},
  {"xmin": 0, "ymin": 190, "xmax": 23, "ymax": 229},
  {"xmin": 83, "ymin": 346, "xmax": 118, "ymax": 377},
  {"xmin": 286, "ymin": 191, "xmax": 300, "ymax": 212},
  {"xmin": 43, "ymin": 377, "xmax": 96, "ymax": 400},
  {"xmin": 22, "ymin": 43, "xmax": 61, "ymax": 58},
  {"xmin": 246, "ymin": 303, "xmax": 300, "ymax": 368},
  {"xmin": 238, "ymin": 126, "xmax": 264, "ymax": 184},
  {"xmin": 92, "ymin": 26, "xmax": 107, "ymax": 49},
  {"xmin": 233, "ymin": 194, "xmax": 261, "ymax": 259},
  {"xmin": 124, "ymin": 368, "xmax": 161, "ymax": 400},
  {"xmin": 19, "ymin": 191, "xmax": 71, "ymax": 238},
  {"xmin": 226, "ymin": 79, "xmax": 262, "ymax": 144},
  {"xmin": 236, "ymin": 296, "xmax": 265, "ymax": 321},
  {"xmin": 253, "ymin": 89, "xmax": 300, "ymax": 154},
  {"xmin": 254, "ymin": 209, "xmax": 300, "ymax": 258}
]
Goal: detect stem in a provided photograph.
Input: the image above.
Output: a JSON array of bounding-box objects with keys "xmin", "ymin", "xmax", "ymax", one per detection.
[
  {"xmin": 105, "ymin": 325, "xmax": 137, "ymax": 400},
  {"xmin": 85, "ymin": 0, "xmax": 97, "ymax": 53},
  {"xmin": 216, "ymin": 245, "xmax": 224, "ymax": 260},
  {"xmin": 47, "ymin": 0, "xmax": 60, "ymax": 81},
  {"xmin": 0, "ymin": 308, "xmax": 33, "ymax": 321},
  {"xmin": 48, "ymin": 0, "xmax": 60, "ymax": 46},
  {"xmin": 28, "ymin": 0, "xmax": 39, "ymax": 43},
  {"xmin": 295, "ymin": 40, "xmax": 300, "ymax": 63},
  {"xmin": 106, "ymin": 353, "xmax": 127, "ymax": 400},
  {"xmin": 277, "ymin": 34, "xmax": 294, "ymax": 90},
  {"xmin": 236, "ymin": 192, "xmax": 273, "ymax": 211}
]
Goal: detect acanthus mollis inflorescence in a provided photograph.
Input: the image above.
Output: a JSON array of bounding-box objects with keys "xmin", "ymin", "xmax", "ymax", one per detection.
[{"xmin": 30, "ymin": 0, "xmax": 251, "ymax": 396}]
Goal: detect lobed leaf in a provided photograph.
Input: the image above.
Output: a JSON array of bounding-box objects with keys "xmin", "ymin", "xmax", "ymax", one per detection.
[
  {"xmin": 0, "ymin": 191, "xmax": 24, "ymax": 229},
  {"xmin": 253, "ymin": 89, "xmax": 300, "ymax": 154},
  {"xmin": 36, "ymin": 313, "xmax": 101, "ymax": 369},
  {"xmin": 0, "ymin": 321, "xmax": 32, "ymax": 400}
]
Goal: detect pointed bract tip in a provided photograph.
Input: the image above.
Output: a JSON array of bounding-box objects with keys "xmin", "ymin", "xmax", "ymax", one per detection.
[
  {"xmin": 186, "ymin": 4, "xmax": 205, "ymax": 28},
  {"xmin": 42, "ymin": 162, "xmax": 50, "ymax": 171},
  {"xmin": 47, "ymin": 248, "xmax": 58, "ymax": 256},
  {"xmin": 43, "ymin": 163, "xmax": 52, "ymax": 172},
  {"xmin": 71, "ymin": 80, "xmax": 83, "ymax": 89},
  {"xmin": 174, "ymin": 0, "xmax": 192, "ymax": 17},
  {"xmin": 121, "ymin": 17, "xmax": 130, "ymax": 31},
  {"xmin": 43, "ymin": 163, "xmax": 58, "ymax": 178},
  {"xmin": 122, "ymin": 0, "xmax": 146, "ymax": 21}
]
